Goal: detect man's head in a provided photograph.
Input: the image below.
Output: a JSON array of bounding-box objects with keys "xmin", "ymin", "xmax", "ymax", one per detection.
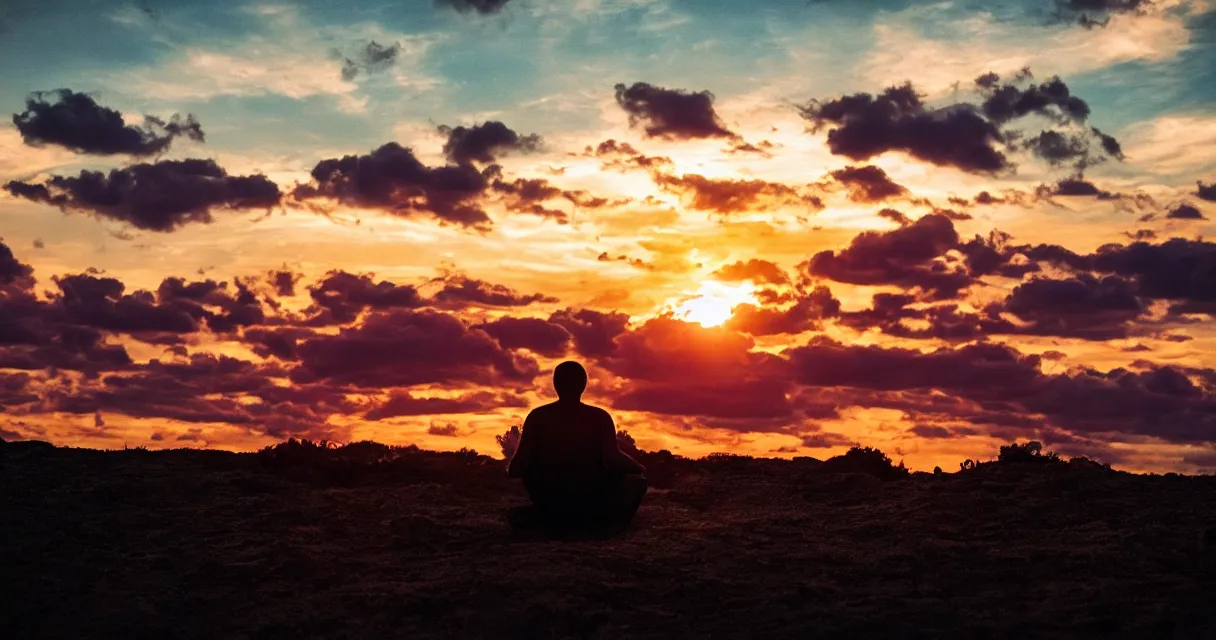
[{"xmin": 553, "ymin": 361, "xmax": 588, "ymax": 400}]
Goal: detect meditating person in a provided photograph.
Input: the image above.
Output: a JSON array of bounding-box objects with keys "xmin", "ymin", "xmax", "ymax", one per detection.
[{"xmin": 508, "ymin": 361, "xmax": 647, "ymax": 528}]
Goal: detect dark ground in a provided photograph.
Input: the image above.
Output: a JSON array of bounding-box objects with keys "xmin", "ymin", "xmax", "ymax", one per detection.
[{"xmin": 3, "ymin": 439, "xmax": 1216, "ymax": 639}]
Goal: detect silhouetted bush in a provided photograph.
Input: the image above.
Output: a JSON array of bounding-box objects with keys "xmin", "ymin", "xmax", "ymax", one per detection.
[
  {"xmin": 821, "ymin": 446, "xmax": 909, "ymax": 481},
  {"xmin": 256, "ymin": 438, "xmax": 499, "ymax": 487},
  {"xmin": 616, "ymin": 429, "xmax": 643, "ymax": 458},
  {"xmin": 497, "ymin": 425, "xmax": 521, "ymax": 461},
  {"xmin": 1067, "ymin": 456, "xmax": 1113, "ymax": 472},
  {"xmin": 997, "ymin": 441, "xmax": 1062, "ymax": 465},
  {"xmin": 634, "ymin": 448, "xmax": 686, "ymax": 489}
]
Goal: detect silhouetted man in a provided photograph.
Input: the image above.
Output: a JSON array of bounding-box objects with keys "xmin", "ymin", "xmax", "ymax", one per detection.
[{"xmin": 508, "ymin": 361, "xmax": 647, "ymax": 528}]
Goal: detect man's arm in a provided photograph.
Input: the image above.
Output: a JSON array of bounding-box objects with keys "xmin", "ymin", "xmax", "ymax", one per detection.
[
  {"xmin": 507, "ymin": 412, "xmax": 537, "ymax": 479},
  {"xmin": 600, "ymin": 412, "xmax": 645, "ymax": 476}
]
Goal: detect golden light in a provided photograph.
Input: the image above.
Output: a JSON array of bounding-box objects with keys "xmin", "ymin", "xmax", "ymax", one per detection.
[{"xmin": 669, "ymin": 280, "xmax": 758, "ymax": 327}]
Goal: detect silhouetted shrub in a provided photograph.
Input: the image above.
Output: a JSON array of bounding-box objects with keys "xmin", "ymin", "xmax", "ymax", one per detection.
[
  {"xmin": 821, "ymin": 446, "xmax": 909, "ymax": 481},
  {"xmin": 497, "ymin": 425, "xmax": 521, "ymax": 461},
  {"xmin": 997, "ymin": 441, "xmax": 1062, "ymax": 465},
  {"xmin": 933, "ymin": 466, "xmax": 943, "ymax": 475},
  {"xmin": 1067, "ymin": 456, "xmax": 1113, "ymax": 472},
  {"xmin": 616, "ymin": 430, "xmax": 643, "ymax": 458},
  {"xmin": 634, "ymin": 448, "xmax": 686, "ymax": 489},
  {"xmin": 960, "ymin": 459, "xmax": 977, "ymax": 471},
  {"xmin": 256, "ymin": 438, "xmax": 499, "ymax": 487}
]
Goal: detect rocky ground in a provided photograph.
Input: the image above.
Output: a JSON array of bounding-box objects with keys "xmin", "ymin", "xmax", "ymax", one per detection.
[{"xmin": 3, "ymin": 439, "xmax": 1216, "ymax": 639}]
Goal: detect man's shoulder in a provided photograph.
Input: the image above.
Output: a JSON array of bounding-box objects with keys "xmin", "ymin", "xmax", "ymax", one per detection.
[
  {"xmin": 526, "ymin": 402, "xmax": 561, "ymax": 421},
  {"xmin": 528, "ymin": 402, "xmax": 611, "ymax": 420},
  {"xmin": 580, "ymin": 403, "xmax": 613, "ymax": 422}
]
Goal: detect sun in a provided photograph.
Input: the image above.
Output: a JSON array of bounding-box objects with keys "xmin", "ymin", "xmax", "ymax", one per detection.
[{"xmin": 670, "ymin": 281, "xmax": 758, "ymax": 327}]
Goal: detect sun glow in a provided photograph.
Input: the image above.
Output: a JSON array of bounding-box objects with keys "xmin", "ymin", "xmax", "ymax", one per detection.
[{"xmin": 669, "ymin": 280, "xmax": 758, "ymax": 327}]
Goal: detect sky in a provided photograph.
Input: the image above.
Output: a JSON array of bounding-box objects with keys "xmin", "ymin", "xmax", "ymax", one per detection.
[{"xmin": 2, "ymin": 0, "xmax": 1216, "ymax": 473}]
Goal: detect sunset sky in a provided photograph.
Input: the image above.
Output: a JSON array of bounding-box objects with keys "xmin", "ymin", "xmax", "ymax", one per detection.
[{"xmin": 2, "ymin": 0, "xmax": 1216, "ymax": 473}]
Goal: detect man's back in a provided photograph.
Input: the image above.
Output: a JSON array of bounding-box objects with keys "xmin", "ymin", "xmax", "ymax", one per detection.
[{"xmin": 515, "ymin": 401, "xmax": 614, "ymax": 488}]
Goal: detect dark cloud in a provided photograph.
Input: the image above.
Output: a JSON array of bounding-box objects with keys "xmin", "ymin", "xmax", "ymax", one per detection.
[
  {"xmin": 269, "ymin": 269, "xmax": 303, "ymax": 298},
  {"xmin": 438, "ymin": 121, "xmax": 542, "ymax": 166},
  {"xmin": 1, "ymin": 271, "xmax": 268, "ymax": 346},
  {"xmin": 1024, "ymin": 237, "xmax": 1216, "ymax": 312},
  {"xmin": 877, "ymin": 208, "xmax": 912, "ymax": 225},
  {"xmin": 712, "ymin": 259, "xmax": 790, "ymax": 285},
  {"xmin": 1166, "ymin": 203, "xmax": 1206, "ymax": 220},
  {"xmin": 726, "ymin": 286, "xmax": 841, "ymax": 336},
  {"xmin": 428, "ymin": 422, "xmax": 460, "ymax": 436},
  {"xmin": 800, "ymin": 432, "xmax": 856, "ymax": 448},
  {"xmin": 798, "ymin": 82, "xmax": 1010, "ymax": 174},
  {"xmin": 489, "ymin": 177, "xmax": 619, "ymax": 223},
  {"xmin": 0, "ymin": 265, "xmax": 138, "ymax": 375},
  {"xmin": 837, "ymin": 294, "xmax": 1015, "ymax": 342},
  {"xmin": 154, "ymin": 276, "xmax": 265, "ymax": 334},
  {"xmin": 241, "ymin": 326, "xmax": 317, "ymax": 361},
  {"xmin": 977, "ymin": 74, "xmax": 1090, "ymax": 124},
  {"xmin": 548, "ymin": 308, "xmax": 630, "ymax": 358},
  {"xmin": 806, "ymin": 213, "xmax": 973, "ymax": 299},
  {"xmin": 433, "ymin": 274, "xmax": 558, "ymax": 308},
  {"xmin": 727, "ymin": 140, "xmax": 775, "ymax": 156},
  {"xmin": 340, "ymin": 40, "xmax": 400, "ymax": 81},
  {"xmin": 293, "ymin": 142, "xmax": 492, "ymax": 228},
  {"xmin": 306, "ymin": 270, "xmax": 426, "ymax": 325},
  {"xmin": 908, "ymin": 424, "xmax": 959, "ymax": 439},
  {"xmin": 1022, "ymin": 129, "xmax": 1124, "ymax": 172},
  {"xmin": 975, "ymin": 72, "xmax": 1121, "ymax": 171},
  {"xmin": 12, "ymin": 89, "xmax": 204, "ymax": 156},
  {"xmin": 586, "ymin": 139, "xmax": 674, "ymax": 173},
  {"xmin": 5, "ymin": 159, "xmax": 280, "ymax": 232},
  {"xmin": 365, "ymin": 390, "xmax": 523, "ymax": 420},
  {"xmin": 1196, "ymin": 181, "xmax": 1216, "ymax": 203},
  {"xmin": 1036, "ymin": 176, "xmax": 1157, "ymax": 214},
  {"xmin": 971, "ymin": 189, "xmax": 1034, "ymax": 206},
  {"xmin": 474, "ymin": 316, "xmax": 572, "ymax": 358},
  {"xmin": 613, "ymin": 82, "xmax": 736, "ymax": 140},
  {"xmin": 598, "ymin": 252, "xmax": 654, "ymax": 270},
  {"xmin": 615, "ymin": 379, "xmax": 794, "ymax": 420},
  {"xmin": 436, "ymin": 0, "xmax": 511, "ymax": 14},
  {"xmin": 602, "ymin": 317, "xmax": 797, "ymax": 422},
  {"xmin": 829, "ymin": 165, "xmax": 908, "ymax": 202},
  {"xmin": 798, "ymin": 73, "xmax": 1120, "ymax": 174},
  {"xmin": 1004, "ymin": 274, "xmax": 1144, "ymax": 339},
  {"xmin": 788, "ymin": 337, "xmax": 1043, "ymax": 395},
  {"xmin": 0, "ymin": 240, "xmax": 34, "ymax": 285},
  {"xmin": 1054, "ymin": 0, "xmax": 1154, "ymax": 28},
  {"xmin": 1042, "ymin": 176, "xmax": 1111, "ymax": 198},
  {"xmin": 655, "ymin": 173, "xmax": 822, "ymax": 214},
  {"xmin": 291, "ymin": 308, "xmax": 538, "ymax": 388},
  {"xmin": 55, "ymin": 273, "xmax": 200, "ymax": 335},
  {"xmin": 43, "ymin": 353, "xmax": 356, "ymax": 439}
]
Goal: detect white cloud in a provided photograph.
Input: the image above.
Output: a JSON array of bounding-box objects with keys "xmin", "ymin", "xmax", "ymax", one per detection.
[
  {"xmin": 1119, "ymin": 114, "xmax": 1216, "ymax": 178},
  {"xmin": 0, "ymin": 127, "xmax": 79, "ymax": 183},
  {"xmin": 858, "ymin": 4, "xmax": 1195, "ymax": 95},
  {"xmin": 112, "ymin": 4, "xmax": 442, "ymax": 113}
]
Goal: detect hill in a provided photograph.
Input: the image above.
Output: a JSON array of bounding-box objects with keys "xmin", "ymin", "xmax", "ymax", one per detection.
[{"xmin": 3, "ymin": 438, "xmax": 1216, "ymax": 638}]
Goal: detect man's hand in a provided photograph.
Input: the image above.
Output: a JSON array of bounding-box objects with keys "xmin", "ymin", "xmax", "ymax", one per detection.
[{"xmin": 507, "ymin": 413, "xmax": 536, "ymax": 479}]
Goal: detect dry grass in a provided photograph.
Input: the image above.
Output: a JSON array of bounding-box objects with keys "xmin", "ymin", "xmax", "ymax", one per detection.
[{"xmin": 3, "ymin": 439, "xmax": 1216, "ymax": 639}]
